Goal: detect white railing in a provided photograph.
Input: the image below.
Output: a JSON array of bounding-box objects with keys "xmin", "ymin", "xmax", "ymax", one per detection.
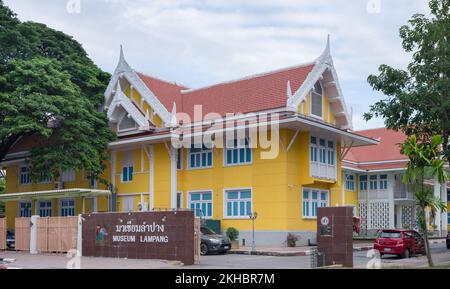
[
  {"xmin": 310, "ymin": 162, "xmax": 336, "ymax": 181},
  {"xmin": 394, "ymin": 190, "xmax": 414, "ymax": 200},
  {"xmin": 358, "ymin": 190, "xmax": 389, "ymax": 200}
]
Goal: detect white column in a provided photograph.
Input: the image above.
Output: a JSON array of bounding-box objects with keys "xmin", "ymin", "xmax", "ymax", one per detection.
[
  {"xmin": 30, "ymin": 215, "xmax": 39, "ymax": 254},
  {"xmin": 170, "ymin": 146, "xmax": 177, "ymax": 209},
  {"xmin": 388, "ymin": 173, "xmax": 395, "ymax": 229},
  {"xmin": 149, "ymin": 145, "xmax": 154, "ymax": 210},
  {"xmin": 441, "ymin": 181, "xmax": 448, "ymax": 234},
  {"xmin": 433, "ymin": 178, "xmax": 442, "ymax": 234},
  {"xmin": 111, "ymin": 150, "xmax": 117, "ymax": 212},
  {"xmin": 77, "ymin": 214, "xmax": 82, "ymax": 257}
]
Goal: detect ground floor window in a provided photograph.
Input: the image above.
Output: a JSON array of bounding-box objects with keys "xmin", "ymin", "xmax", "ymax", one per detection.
[
  {"xmin": 189, "ymin": 191, "xmax": 212, "ymax": 218},
  {"xmin": 121, "ymin": 195, "xmax": 135, "ymax": 212},
  {"xmin": 60, "ymin": 199, "xmax": 75, "ymax": 216},
  {"xmin": 448, "ymin": 213, "xmax": 450, "ymax": 224},
  {"xmin": 176, "ymin": 192, "xmax": 183, "ymax": 209},
  {"xmin": 39, "ymin": 200, "xmax": 52, "ymax": 217},
  {"xmin": 302, "ymin": 188, "xmax": 329, "ymax": 218},
  {"xmin": 224, "ymin": 189, "xmax": 252, "ymax": 218},
  {"xmin": 19, "ymin": 201, "xmax": 32, "ymax": 217}
]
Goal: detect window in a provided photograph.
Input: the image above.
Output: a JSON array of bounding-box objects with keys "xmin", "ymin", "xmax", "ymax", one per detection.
[
  {"xmin": 225, "ymin": 138, "xmax": 252, "ymax": 165},
  {"xmin": 122, "ymin": 151, "xmax": 134, "ymax": 182},
  {"xmin": 225, "ymin": 189, "xmax": 252, "ymax": 218},
  {"xmin": 346, "ymin": 174, "xmax": 355, "ymax": 191},
  {"xmin": 61, "ymin": 169, "xmax": 75, "ymax": 182},
  {"xmin": 118, "ymin": 115, "xmax": 136, "ymax": 131},
  {"xmin": 369, "ymin": 175, "xmax": 378, "ymax": 190},
  {"xmin": 19, "ymin": 167, "xmax": 31, "ymax": 185},
  {"xmin": 60, "ymin": 199, "xmax": 75, "ymax": 216},
  {"xmin": 311, "ymin": 81, "xmax": 323, "ymax": 118},
  {"xmin": 303, "ymin": 188, "xmax": 329, "ymax": 218},
  {"xmin": 38, "ymin": 172, "xmax": 52, "ymax": 184},
  {"xmin": 19, "ymin": 201, "xmax": 32, "ymax": 217},
  {"xmin": 121, "ymin": 195, "xmax": 135, "ymax": 212},
  {"xmin": 310, "ymin": 135, "xmax": 337, "ymax": 180},
  {"xmin": 176, "ymin": 192, "xmax": 183, "ymax": 209},
  {"xmin": 39, "ymin": 201, "xmax": 52, "ymax": 217},
  {"xmin": 448, "ymin": 213, "xmax": 450, "ymax": 224},
  {"xmin": 379, "ymin": 174, "xmax": 388, "ymax": 190},
  {"xmin": 189, "ymin": 191, "xmax": 212, "ymax": 218},
  {"xmin": 359, "ymin": 175, "xmax": 368, "ymax": 191},
  {"xmin": 188, "ymin": 145, "xmax": 212, "ymax": 169},
  {"xmin": 176, "ymin": 148, "xmax": 183, "ymax": 170},
  {"xmin": 310, "ymin": 137, "xmax": 318, "ymax": 162}
]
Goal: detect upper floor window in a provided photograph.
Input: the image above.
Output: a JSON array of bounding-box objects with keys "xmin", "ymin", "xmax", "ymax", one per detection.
[
  {"xmin": 61, "ymin": 169, "xmax": 75, "ymax": 182},
  {"xmin": 310, "ymin": 135, "xmax": 336, "ymax": 180},
  {"xmin": 60, "ymin": 199, "xmax": 75, "ymax": 217},
  {"xmin": 310, "ymin": 137, "xmax": 318, "ymax": 162},
  {"xmin": 19, "ymin": 166, "xmax": 32, "ymax": 185},
  {"xmin": 225, "ymin": 138, "xmax": 252, "ymax": 166},
  {"xmin": 118, "ymin": 115, "xmax": 136, "ymax": 132},
  {"xmin": 346, "ymin": 174, "xmax": 355, "ymax": 191},
  {"xmin": 359, "ymin": 175, "xmax": 368, "ymax": 191},
  {"xmin": 311, "ymin": 81, "xmax": 323, "ymax": 118},
  {"xmin": 379, "ymin": 174, "xmax": 388, "ymax": 190},
  {"xmin": 188, "ymin": 145, "xmax": 212, "ymax": 169},
  {"xmin": 122, "ymin": 150, "xmax": 134, "ymax": 182},
  {"xmin": 38, "ymin": 172, "xmax": 52, "ymax": 184},
  {"xmin": 369, "ymin": 175, "xmax": 378, "ymax": 190},
  {"xmin": 39, "ymin": 200, "xmax": 52, "ymax": 217}
]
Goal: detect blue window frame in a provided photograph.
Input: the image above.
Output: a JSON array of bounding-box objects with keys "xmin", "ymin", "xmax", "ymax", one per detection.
[
  {"xmin": 60, "ymin": 199, "xmax": 75, "ymax": 217},
  {"xmin": 346, "ymin": 174, "xmax": 355, "ymax": 191},
  {"xmin": 189, "ymin": 192, "xmax": 212, "ymax": 218},
  {"xmin": 370, "ymin": 175, "xmax": 378, "ymax": 190},
  {"xmin": 20, "ymin": 167, "xmax": 31, "ymax": 185},
  {"xmin": 303, "ymin": 188, "xmax": 329, "ymax": 218},
  {"xmin": 310, "ymin": 137, "xmax": 318, "ymax": 162},
  {"xmin": 225, "ymin": 189, "xmax": 252, "ymax": 218},
  {"xmin": 448, "ymin": 213, "xmax": 450, "ymax": 224},
  {"xmin": 225, "ymin": 139, "xmax": 252, "ymax": 165},
  {"xmin": 319, "ymin": 139, "xmax": 326, "ymax": 163},
  {"xmin": 327, "ymin": 141, "xmax": 335, "ymax": 165},
  {"xmin": 379, "ymin": 174, "xmax": 388, "ymax": 190},
  {"xmin": 359, "ymin": 175, "xmax": 368, "ymax": 191},
  {"xmin": 39, "ymin": 201, "xmax": 52, "ymax": 217},
  {"xmin": 122, "ymin": 166, "xmax": 134, "ymax": 182},
  {"xmin": 19, "ymin": 201, "xmax": 32, "ymax": 217},
  {"xmin": 188, "ymin": 145, "xmax": 212, "ymax": 169}
]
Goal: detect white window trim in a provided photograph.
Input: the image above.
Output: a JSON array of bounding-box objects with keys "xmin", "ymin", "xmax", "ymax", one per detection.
[
  {"xmin": 176, "ymin": 191, "xmax": 184, "ymax": 209},
  {"xmin": 309, "ymin": 134, "xmax": 337, "ymax": 180},
  {"xmin": 18, "ymin": 201, "xmax": 32, "ymax": 218},
  {"xmin": 19, "ymin": 166, "xmax": 32, "ymax": 185},
  {"xmin": 38, "ymin": 199, "xmax": 52, "ymax": 217},
  {"xmin": 187, "ymin": 190, "xmax": 214, "ymax": 219},
  {"xmin": 61, "ymin": 169, "xmax": 76, "ymax": 183},
  {"xmin": 302, "ymin": 187, "xmax": 330, "ymax": 219},
  {"xmin": 309, "ymin": 82, "xmax": 324, "ymax": 120},
  {"xmin": 223, "ymin": 187, "xmax": 253, "ymax": 220},
  {"xmin": 59, "ymin": 198, "xmax": 76, "ymax": 216},
  {"xmin": 121, "ymin": 165, "xmax": 134, "ymax": 183},
  {"xmin": 345, "ymin": 174, "xmax": 356, "ymax": 192},
  {"xmin": 379, "ymin": 174, "xmax": 388, "ymax": 191},
  {"xmin": 359, "ymin": 175, "xmax": 368, "ymax": 191},
  {"xmin": 223, "ymin": 138, "xmax": 253, "ymax": 167},
  {"xmin": 186, "ymin": 146, "xmax": 214, "ymax": 170},
  {"xmin": 120, "ymin": 194, "xmax": 135, "ymax": 212}
]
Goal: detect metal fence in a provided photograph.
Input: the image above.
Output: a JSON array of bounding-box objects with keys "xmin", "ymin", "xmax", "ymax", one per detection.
[{"xmin": 310, "ymin": 249, "xmax": 326, "ymax": 269}]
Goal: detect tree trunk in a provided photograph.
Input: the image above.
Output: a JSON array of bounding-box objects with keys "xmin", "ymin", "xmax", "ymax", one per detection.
[{"xmin": 422, "ymin": 207, "xmax": 434, "ymax": 267}]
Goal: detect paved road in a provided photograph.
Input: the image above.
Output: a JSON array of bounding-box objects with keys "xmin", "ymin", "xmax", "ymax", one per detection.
[{"xmin": 191, "ymin": 243, "xmax": 450, "ymax": 269}]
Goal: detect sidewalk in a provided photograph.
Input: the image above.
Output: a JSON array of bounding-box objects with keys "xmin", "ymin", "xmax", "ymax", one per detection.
[{"xmin": 228, "ymin": 238, "xmax": 447, "ymax": 257}]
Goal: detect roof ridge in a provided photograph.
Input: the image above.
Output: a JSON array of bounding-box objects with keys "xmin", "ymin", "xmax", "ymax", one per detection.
[
  {"xmin": 136, "ymin": 71, "xmax": 188, "ymax": 89},
  {"xmin": 352, "ymin": 127, "xmax": 392, "ymax": 133},
  {"xmin": 180, "ymin": 61, "xmax": 316, "ymax": 94}
]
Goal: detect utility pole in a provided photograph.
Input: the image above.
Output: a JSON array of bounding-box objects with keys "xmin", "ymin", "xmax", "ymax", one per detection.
[{"xmin": 249, "ymin": 212, "xmax": 258, "ymax": 252}]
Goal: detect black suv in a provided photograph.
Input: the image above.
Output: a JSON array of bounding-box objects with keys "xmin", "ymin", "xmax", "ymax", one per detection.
[
  {"xmin": 6, "ymin": 231, "xmax": 15, "ymax": 250},
  {"xmin": 446, "ymin": 233, "xmax": 450, "ymax": 249},
  {"xmin": 200, "ymin": 226, "xmax": 231, "ymax": 255}
]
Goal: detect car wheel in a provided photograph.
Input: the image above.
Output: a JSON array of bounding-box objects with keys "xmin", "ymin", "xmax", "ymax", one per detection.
[
  {"xmin": 403, "ymin": 249, "xmax": 410, "ymax": 259},
  {"xmin": 200, "ymin": 243, "xmax": 209, "ymax": 255}
]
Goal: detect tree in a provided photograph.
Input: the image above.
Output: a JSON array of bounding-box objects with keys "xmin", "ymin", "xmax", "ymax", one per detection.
[
  {"xmin": 0, "ymin": 1, "xmax": 115, "ymax": 180},
  {"xmin": 0, "ymin": 177, "xmax": 4, "ymax": 215},
  {"xmin": 364, "ymin": 0, "xmax": 450, "ymax": 162},
  {"xmin": 401, "ymin": 135, "xmax": 447, "ymax": 267}
]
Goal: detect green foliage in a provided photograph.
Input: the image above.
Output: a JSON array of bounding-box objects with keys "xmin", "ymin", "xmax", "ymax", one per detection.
[
  {"xmin": 401, "ymin": 134, "xmax": 448, "ymax": 267},
  {"xmin": 0, "ymin": 1, "xmax": 115, "ymax": 180},
  {"xmin": 0, "ymin": 177, "xmax": 4, "ymax": 215},
  {"xmin": 364, "ymin": 0, "xmax": 450, "ymax": 161},
  {"xmin": 226, "ymin": 227, "xmax": 239, "ymax": 241}
]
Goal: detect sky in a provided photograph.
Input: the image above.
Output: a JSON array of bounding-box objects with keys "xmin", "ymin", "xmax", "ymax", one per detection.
[{"xmin": 3, "ymin": 0, "xmax": 431, "ymax": 130}]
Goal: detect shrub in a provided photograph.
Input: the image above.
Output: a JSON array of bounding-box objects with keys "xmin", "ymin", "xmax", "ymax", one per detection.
[
  {"xmin": 226, "ymin": 227, "xmax": 239, "ymax": 241},
  {"xmin": 287, "ymin": 233, "xmax": 299, "ymax": 247}
]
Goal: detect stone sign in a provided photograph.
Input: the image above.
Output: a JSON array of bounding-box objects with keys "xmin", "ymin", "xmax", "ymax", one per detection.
[
  {"xmin": 82, "ymin": 210, "xmax": 195, "ymax": 265},
  {"xmin": 317, "ymin": 207, "xmax": 353, "ymax": 268}
]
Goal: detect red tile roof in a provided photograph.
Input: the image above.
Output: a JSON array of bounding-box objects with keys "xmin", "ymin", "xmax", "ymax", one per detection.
[
  {"xmin": 343, "ymin": 128, "xmax": 408, "ymax": 171},
  {"xmin": 137, "ymin": 64, "xmax": 315, "ymax": 118}
]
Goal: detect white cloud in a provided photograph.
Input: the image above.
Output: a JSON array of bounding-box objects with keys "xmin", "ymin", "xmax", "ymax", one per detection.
[{"xmin": 4, "ymin": 0, "xmax": 431, "ymax": 129}]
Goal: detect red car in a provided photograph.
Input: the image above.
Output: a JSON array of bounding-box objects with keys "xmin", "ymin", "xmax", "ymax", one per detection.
[{"xmin": 374, "ymin": 229, "xmax": 425, "ymax": 258}]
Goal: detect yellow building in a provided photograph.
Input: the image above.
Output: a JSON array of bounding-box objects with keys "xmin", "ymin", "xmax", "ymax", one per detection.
[{"xmin": 0, "ymin": 38, "xmax": 379, "ymax": 245}]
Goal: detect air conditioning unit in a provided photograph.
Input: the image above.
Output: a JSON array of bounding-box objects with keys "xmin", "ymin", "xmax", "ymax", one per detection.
[
  {"xmin": 54, "ymin": 181, "xmax": 63, "ymax": 190},
  {"xmin": 138, "ymin": 202, "xmax": 148, "ymax": 212}
]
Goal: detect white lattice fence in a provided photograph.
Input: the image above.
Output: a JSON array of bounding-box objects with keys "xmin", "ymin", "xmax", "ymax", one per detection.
[
  {"xmin": 358, "ymin": 203, "xmax": 368, "ymax": 231},
  {"xmin": 401, "ymin": 205, "xmax": 414, "ymax": 228},
  {"xmin": 368, "ymin": 202, "xmax": 390, "ymax": 230}
]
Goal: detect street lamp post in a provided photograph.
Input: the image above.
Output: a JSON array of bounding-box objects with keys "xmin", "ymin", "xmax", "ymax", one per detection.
[{"xmin": 249, "ymin": 212, "xmax": 258, "ymax": 252}]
